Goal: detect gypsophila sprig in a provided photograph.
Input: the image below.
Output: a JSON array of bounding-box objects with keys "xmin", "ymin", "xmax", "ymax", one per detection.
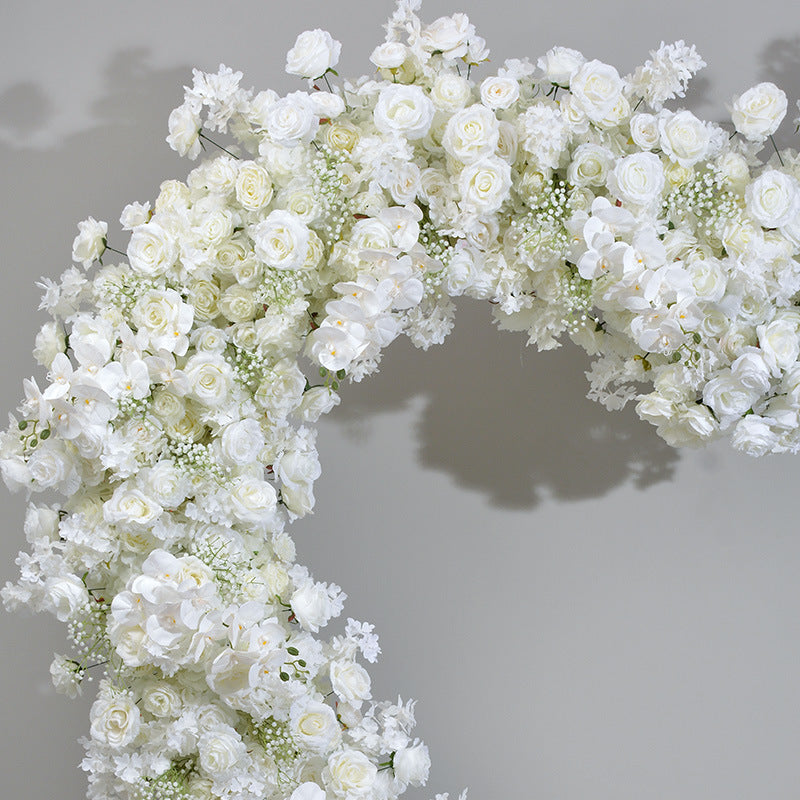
[{"xmin": 6, "ymin": 2, "xmax": 800, "ymax": 799}]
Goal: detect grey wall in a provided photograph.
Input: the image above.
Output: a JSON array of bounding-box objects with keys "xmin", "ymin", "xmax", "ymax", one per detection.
[{"xmin": 2, "ymin": 1, "xmax": 800, "ymax": 798}]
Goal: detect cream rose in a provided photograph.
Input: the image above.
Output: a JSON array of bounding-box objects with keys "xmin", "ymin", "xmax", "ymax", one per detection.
[
  {"xmin": 458, "ymin": 156, "xmax": 512, "ymax": 213},
  {"xmin": 184, "ymin": 352, "xmax": 233, "ymax": 407},
  {"xmin": 442, "ymin": 104, "xmax": 500, "ymax": 163},
  {"xmin": 290, "ymin": 699, "xmax": 342, "ymax": 755},
  {"xmin": 629, "ymin": 113, "xmax": 660, "ymax": 151},
  {"xmin": 373, "ymin": 84, "xmax": 435, "ymax": 140},
  {"xmin": 235, "ymin": 162, "xmax": 274, "ymax": 211},
  {"xmin": 324, "ymin": 750, "xmax": 378, "ymax": 798}
]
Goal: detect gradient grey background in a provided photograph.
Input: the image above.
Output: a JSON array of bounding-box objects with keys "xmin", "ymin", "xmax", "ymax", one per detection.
[{"xmin": 2, "ymin": 1, "xmax": 800, "ymax": 798}]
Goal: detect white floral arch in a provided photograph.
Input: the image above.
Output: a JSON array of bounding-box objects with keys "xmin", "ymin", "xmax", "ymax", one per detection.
[{"xmin": 6, "ymin": 1, "xmax": 793, "ymax": 797}]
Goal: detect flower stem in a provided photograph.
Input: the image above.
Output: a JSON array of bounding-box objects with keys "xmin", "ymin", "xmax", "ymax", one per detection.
[
  {"xmin": 198, "ymin": 131, "xmax": 240, "ymax": 160},
  {"xmin": 770, "ymin": 134, "xmax": 784, "ymax": 166}
]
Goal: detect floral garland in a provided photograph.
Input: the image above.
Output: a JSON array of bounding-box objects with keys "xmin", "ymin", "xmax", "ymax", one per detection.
[{"xmin": 4, "ymin": 0, "xmax": 800, "ymax": 798}]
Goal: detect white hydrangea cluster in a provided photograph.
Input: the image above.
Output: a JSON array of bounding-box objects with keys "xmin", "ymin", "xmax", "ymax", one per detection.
[{"xmin": 5, "ymin": 1, "xmax": 800, "ymax": 798}]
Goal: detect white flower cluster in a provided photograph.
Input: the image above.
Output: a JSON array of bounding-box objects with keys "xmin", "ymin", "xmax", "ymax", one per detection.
[{"xmin": 5, "ymin": 1, "xmax": 800, "ymax": 798}]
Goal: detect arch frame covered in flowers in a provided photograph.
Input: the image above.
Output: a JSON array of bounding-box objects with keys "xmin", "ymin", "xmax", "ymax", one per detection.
[{"xmin": 4, "ymin": 1, "xmax": 800, "ymax": 798}]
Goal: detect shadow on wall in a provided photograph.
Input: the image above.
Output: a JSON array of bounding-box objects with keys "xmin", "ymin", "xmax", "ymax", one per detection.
[
  {"xmin": 759, "ymin": 35, "xmax": 800, "ymax": 150},
  {"xmin": 333, "ymin": 298, "xmax": 680, "ymax": 510}
]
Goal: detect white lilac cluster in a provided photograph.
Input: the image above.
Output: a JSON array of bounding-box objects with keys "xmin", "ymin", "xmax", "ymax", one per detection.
[{"xmin": 4, "ymin": 1, "xmax": 800, "ymax": 798}]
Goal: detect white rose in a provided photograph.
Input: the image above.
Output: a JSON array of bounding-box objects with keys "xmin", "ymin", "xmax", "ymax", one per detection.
[
  {"xmin": 228, "ymin": 476, "xmax": 278, "ymax": 527},
  {"xmin": 635, "ymin": 393, "xmax": 675, "ymax": 426},
  {"xmin": 608, "ymin": 151, "xmax": 665, "ymax": 207},
  {"xmin": 266, "ymin": 92, "xmax": 319, "ymax": 147},
  {"xmin": 324, "ymin": 750, "xmax": 378, "ymax": 798},
  {"xmin": 567, "ymin": 143, "xmax": 614, "ymax": 187},
  {"xmin": 481, "ymin": 75, "xmax": 519, "ymax": 110},
  {"xmin": 127, "ymin": 222, "xmax": 177, "ymax": 276},
  {"xmin": 219, "ymin": 284, "xmax": 257, "ymax": 323},
  {"xmin": 184, "ymin": 352, "xmax": 233, "ymax": 407},
  {"xmin": 442, "ymin": 104, "xmax": 500, "ymax": 163},
  {"xmin": 221, "ymin": 418, "xmax": 265, "ymax": 466},
  {"xmin": 144, "ymin": 460, "xmax": 189, "ymax": 509},
  {"xmin": 330, "ymin": 660, "xmax": 372, "ymax": 705},
  {"xmin": 290, "ymin": 700, "xmax": 342, "ymax": 755},
  {"xmin": 119, "ymin": 201, "xmax": 150, "ymax": 230},
  {"xmin": 731, "ymin": 82, "xmax": 787, "ymax": 142},
  {"xmin": 537, "ymin": 46, "xmax": 586, "ymax": 85},
  {"xmin": 421, "ymin": 13, "xmax": 473, "ymax": 59},
  {"xmin": 182, "ymin": 281, "xmax": 217, "ymax": 324},
  {"xmin": 731, "ymin": 351, "xmax": 772, "ymax": 394},
  {"xmin": 629, "ymin": 113, "xmax": 660, "ymax": 150},
  {"xmin": 45, "ymin": 575, "xmax": 88, "ymax": 622},
  {"xmin": 430, "ymin": 73, "xmax": 472, "ymax": 112},
  {"xmin": 758, "ymin": 315, "xmax": 800, "ymax": 371},
  {"xmin": 166, "ymin": 102, "xmax": 201, "ymax": 159},
  {"xmin": 459, "ymin": 156, "xmax": 512, "ymax": 213},
  {"xmin": 252, "ymin": 209, "xmax": 310, "ymax": 270},
  {"xmin": 373, "ymin": 84, "xmax": 435, "ymax": 141},
  {"xmin": 731, "ymin": 415, "xmax": 778, "ymax": 456},
  {"xmin": 142, "ymin": 682, "xmax": 182, "ymax": 718},
  {"xmin": 235, "ymin": 161, "xmax": 273, "ymax": 210},
  {"xmin": 370, "ymin": 42, "xmax": 408, "ymax": 70},
  {"xmin": 569, "ymin": 60, "xmax": 624, "ymax": 123},
  {"xmin": 291, "ymin": 783, "xmax": 327, "ymax": 800},
  {"xmin": 702, "ymin": 370, "xmax": 759, "ymax": 428},
  {"xmin": 27, "ymin": 441, "xmax": 77, "ymax": 492},
  {"xmin": 290, "ymin": 581, "xmax": 333, "ymax": 633},
  {"xmin": 658, "ymin": 110, "xmax": 711, "ymax": 167},
  {"xmin": 151, "ymin": 389, "xmax": 185, "ymax": 425},
  {"xmin": 746, "ymin": 169, "xmax": 800, "ymax": 228},
  {"xmin": 198, "ymin": 727, "xmax": 247, "ymax": 776},
  {"xmin": 679, "ymin": 404, "xmax": 718, "ymax": 441},
  {"xmin": 298, "ymin": 386, "xmax": 341, "ymax": 422},
  {"xmin": 688, "ymin": 256, "xmax": 726, "ymax": 302},
  {"xmin": 718, "ymin": 151, "xmax": 750, "ymax": 193},
  {"xmin": 103, "ymin": 487, "xmax": 162, "ymax": 527},
  {"xmin": 286, "ymin": 29, "xmax": 341, "ymax": 79},
  {"xmin": 393, "ymin": 742, "xmax": 431, "ymax": 788},
  {"xmin": 283, "ymin": 183, "xmax": 320, "ymax": 223},
  {"xmin": 309, "ymin": 91, "xmax": 345, "ymax": 120},
  {"xmin": 90, "ymin": 693, "xmax": 141, "ymax": 748},
  {"xmin": 72, "ymin": 217, "xmax": 107, "ymax": 268}
]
